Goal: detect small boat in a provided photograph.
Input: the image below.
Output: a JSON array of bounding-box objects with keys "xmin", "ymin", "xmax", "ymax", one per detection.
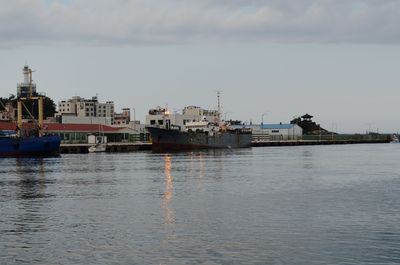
[
  {"xmin": 390, "ymin": 134, "xmax": 399, "ymax": 143},
  {"xmin": 88, "ymin": 125, "xmax": 107, "ymax": 152},
  {"xmin": 88, "ymin": 143, "xmax": 107, "ymax": 153}
]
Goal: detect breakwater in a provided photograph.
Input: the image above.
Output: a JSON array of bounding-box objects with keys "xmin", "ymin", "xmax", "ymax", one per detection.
[{"xmin": 252, "ymin": 138, "xmax": 390, "ymax": 147}]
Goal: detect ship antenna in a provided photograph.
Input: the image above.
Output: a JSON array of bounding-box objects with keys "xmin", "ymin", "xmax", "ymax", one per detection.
[
  {"xmin": 216, "ymin": 90, "xmax": 222, "ymax": 121},
  {"xmin": 28, "ymin": 68, "xmax": 36, "ymax": 98}
]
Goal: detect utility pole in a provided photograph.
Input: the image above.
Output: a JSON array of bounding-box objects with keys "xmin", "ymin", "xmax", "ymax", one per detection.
[{"xmin": 261, "ymin": 113, "xmax": 267, "ymax": 142}]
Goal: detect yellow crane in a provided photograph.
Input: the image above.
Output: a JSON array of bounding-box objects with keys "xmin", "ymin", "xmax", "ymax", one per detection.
[{"xmin": 17, "ymin": 67, "xmax": 44, "ymax": 137}]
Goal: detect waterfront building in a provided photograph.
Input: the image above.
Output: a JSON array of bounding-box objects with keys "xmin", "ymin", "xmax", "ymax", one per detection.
[
  {"xmin": 146, "ymin": 105, "xmax": 219, "ymax": 127},
  {"xmin": 58, "ymin": 96, "xmax": 114, "ymax": 125},
  {"xmin": 59, "ymin": 115, "xmax": 112, "ymax": 125},
  {"xmin": 250, "ymin": 123, "xmax": 303, "ymax": 141},
  {"xmin": 114, "ymin": 108, "xmax": 131, "ymax": 126},
  {"xmin": 290, "ymin": 113, "xmax": 329, "ymax": 135},
  {"xmin": 0, "ymin": 102, "xmax": 16, "ymax": 121},
  {"xmin": 0, "ymin": 121, "xmax": 149, "ymax": 144}
]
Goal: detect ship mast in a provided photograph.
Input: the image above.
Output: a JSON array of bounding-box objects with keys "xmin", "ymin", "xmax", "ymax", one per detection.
[
  {"xmin": 216, "ymin": 90, "xmax": 222, "ymax": 122},
  {"xmin": 17, "ymin": 66, "xmax": 44, "ymax": 137}
]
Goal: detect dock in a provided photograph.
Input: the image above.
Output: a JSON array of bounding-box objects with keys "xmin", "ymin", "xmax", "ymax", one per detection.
[
  {"xmin": 252, "ymin": 139, "xmax": 390, "ymax": 147},
  {"xmin": 60, "ymin": 142, "xmax": 152, "ymax": 153},
  {"xmin": 60, "ymin": 138, "xmax": 391, "ymax": 154}
]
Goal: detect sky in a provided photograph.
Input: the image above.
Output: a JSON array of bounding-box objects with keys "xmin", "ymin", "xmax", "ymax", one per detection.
[{"xmin": 1, "ymin": 0, "xmax": 400, "ymax": 133}]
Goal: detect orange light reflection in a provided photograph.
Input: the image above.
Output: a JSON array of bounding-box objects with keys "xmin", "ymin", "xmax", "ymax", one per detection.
[{"xmin": 162, "ymin": 154, "xmax": 175, "ymax": 225}]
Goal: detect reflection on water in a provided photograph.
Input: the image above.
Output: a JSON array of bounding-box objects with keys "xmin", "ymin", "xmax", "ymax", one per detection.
[
  {"xmin": 16, "ymin": 158, "xmax": 48, "ymax": 200},
  {"xmin": 11, "ymin": 159, "xmax": 52, "ymax": 246},
  {"xmin": 197, "ymin": 152, "xmax": 204, "ymax": 180},
  {"xmin": 162, "ymin": 154, "xmax": 175, "ymax": 225},
  {"xmin": 188, "ymin": 152, "xmax": 205, "ymax": 190},
  {"xmin": 302, "ymin": 149, "xmax": 314, "ymax": 169}
]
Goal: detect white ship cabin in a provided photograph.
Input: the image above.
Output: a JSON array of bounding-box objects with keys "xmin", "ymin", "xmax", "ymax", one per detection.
[{"xmin": 184, "ymin": 117, "xmax": 214, "ymax": 133}]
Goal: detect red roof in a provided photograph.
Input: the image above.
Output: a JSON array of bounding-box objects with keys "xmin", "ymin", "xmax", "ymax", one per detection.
[{"xmin": 0, "ymin": 122, "xmax": 125, "ymax": 133}]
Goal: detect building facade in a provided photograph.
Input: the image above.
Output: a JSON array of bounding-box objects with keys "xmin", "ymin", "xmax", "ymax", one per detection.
[
  {"xmin": 58, "ymin": 96, "xmax": 114, "ymax": 125},
  {"xmin": 0, "ymin": 103, "xmax": 16, "ymax": 121},
  {"xmin": 250, "ymin": 124, "xmax": 303, "ymax": 141},
  {"xmin": 114, "ymin": 108, "xmax": 131, "ymax": 126}
]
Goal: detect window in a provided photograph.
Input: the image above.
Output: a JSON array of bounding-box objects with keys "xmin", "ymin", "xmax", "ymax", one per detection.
[
  {"xmin": 158, "ymin": 120, "xmax": 164, "ymax": 125},
  {"xmin": 271, "ymin": 130, "xmax": 280, "ymax": 133},
  {"xmin": 150, "ymin": 120, "xmax": 156, "ymax": 125}
]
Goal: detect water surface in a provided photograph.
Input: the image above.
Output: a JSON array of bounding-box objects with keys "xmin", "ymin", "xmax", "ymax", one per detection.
[{"xmin": 1, "ymin": 144, "xmax": 400, "ymax": 264}]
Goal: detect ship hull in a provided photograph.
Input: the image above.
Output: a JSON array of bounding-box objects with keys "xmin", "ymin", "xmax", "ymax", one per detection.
[
  {"xmin": 0, "ymin": 135, "xmax": 61, "ymax": 157},
  {"xmin": 147, "ymin": 127, "xmax": 252, "ymax": 152}
]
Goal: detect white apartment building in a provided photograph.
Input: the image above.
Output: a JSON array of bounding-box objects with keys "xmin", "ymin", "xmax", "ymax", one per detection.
[{"xmin": 58, "ymin": 96, "xmax": 114, "ymax": 125}]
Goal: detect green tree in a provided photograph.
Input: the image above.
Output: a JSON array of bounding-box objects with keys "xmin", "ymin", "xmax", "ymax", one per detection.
[{"xmin": 0, "ymin": 95, "xmax": 56, "ymax": 119}]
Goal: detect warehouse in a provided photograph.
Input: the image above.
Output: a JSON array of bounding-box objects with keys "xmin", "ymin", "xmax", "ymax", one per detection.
[{"xmin": 251, "ymin": 123, "xmax": 303, "ymax": 141}]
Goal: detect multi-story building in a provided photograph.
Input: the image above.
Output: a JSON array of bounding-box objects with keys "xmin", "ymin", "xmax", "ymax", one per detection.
[
  {"xmin": 58, "ymin": 96, "xmax": 114, "ymax": 125},
  {"xmin": 0, "ymin": 102, "xmax": 16, "ymax": 121},
  {"xmin": 114, "ymin": 108, "xmax": 131, "ymax": 126}
]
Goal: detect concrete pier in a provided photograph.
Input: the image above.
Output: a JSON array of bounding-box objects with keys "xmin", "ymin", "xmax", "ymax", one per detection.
[
  {"xmin": 60, "ymin": 139, "xmax": 390, "ymax": 153},
  {"xmin": 252, "ymin": 139, "xmax": 390, "ymax": 147},
  {"xmin": 60, "ymin": 142, "xmax": 152, "ymax": 154}
]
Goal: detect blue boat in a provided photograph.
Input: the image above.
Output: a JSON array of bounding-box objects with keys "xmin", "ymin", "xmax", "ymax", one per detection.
[{"xmin": 0, "ymin": 133, "xmax": 60, "ymax": 157}]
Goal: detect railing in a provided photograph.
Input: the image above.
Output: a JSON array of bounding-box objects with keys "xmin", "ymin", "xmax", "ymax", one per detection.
[
  {"xmin": 59, "ymin": 133, "xmax": 151, "ymax": 144},
  {"xmin": 302, "ymin": 134, "xmax": 390, "ymax": 141}
]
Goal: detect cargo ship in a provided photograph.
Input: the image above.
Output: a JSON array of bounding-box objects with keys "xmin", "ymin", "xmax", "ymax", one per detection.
[
  {"xmin": 147, "ymin": 119, "xmax": 252, "ymax": 152},
  {"xmin": 0, "ymin": 66, "xmax": 61, "ymax": 157}
]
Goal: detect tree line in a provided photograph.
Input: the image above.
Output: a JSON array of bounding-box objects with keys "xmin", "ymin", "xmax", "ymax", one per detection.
[{"xmin": 0, "ymin": 94, "xmax": 56, "ymax": 119}]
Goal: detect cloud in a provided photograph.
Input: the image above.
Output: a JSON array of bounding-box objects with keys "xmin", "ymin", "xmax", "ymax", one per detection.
[{"xmin": 1, "ymin": 0, "xmax": 400, "ymax": 46}]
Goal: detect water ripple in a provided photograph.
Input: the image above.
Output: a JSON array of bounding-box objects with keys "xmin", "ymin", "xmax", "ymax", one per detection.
[{"xmin": 1, "ymin": 146, "xmax": 400, "ymax": 264}]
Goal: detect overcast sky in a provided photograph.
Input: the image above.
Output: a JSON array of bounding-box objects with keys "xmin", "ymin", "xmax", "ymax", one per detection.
[{"xmin": 1, "ymin": 0, "xmax": 400, "ymax": 133}]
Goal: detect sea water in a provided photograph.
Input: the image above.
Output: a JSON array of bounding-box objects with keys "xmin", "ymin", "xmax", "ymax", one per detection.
[{"xmin": 1, "ymin": 144, "xmax": 400, "ymax": 264}]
